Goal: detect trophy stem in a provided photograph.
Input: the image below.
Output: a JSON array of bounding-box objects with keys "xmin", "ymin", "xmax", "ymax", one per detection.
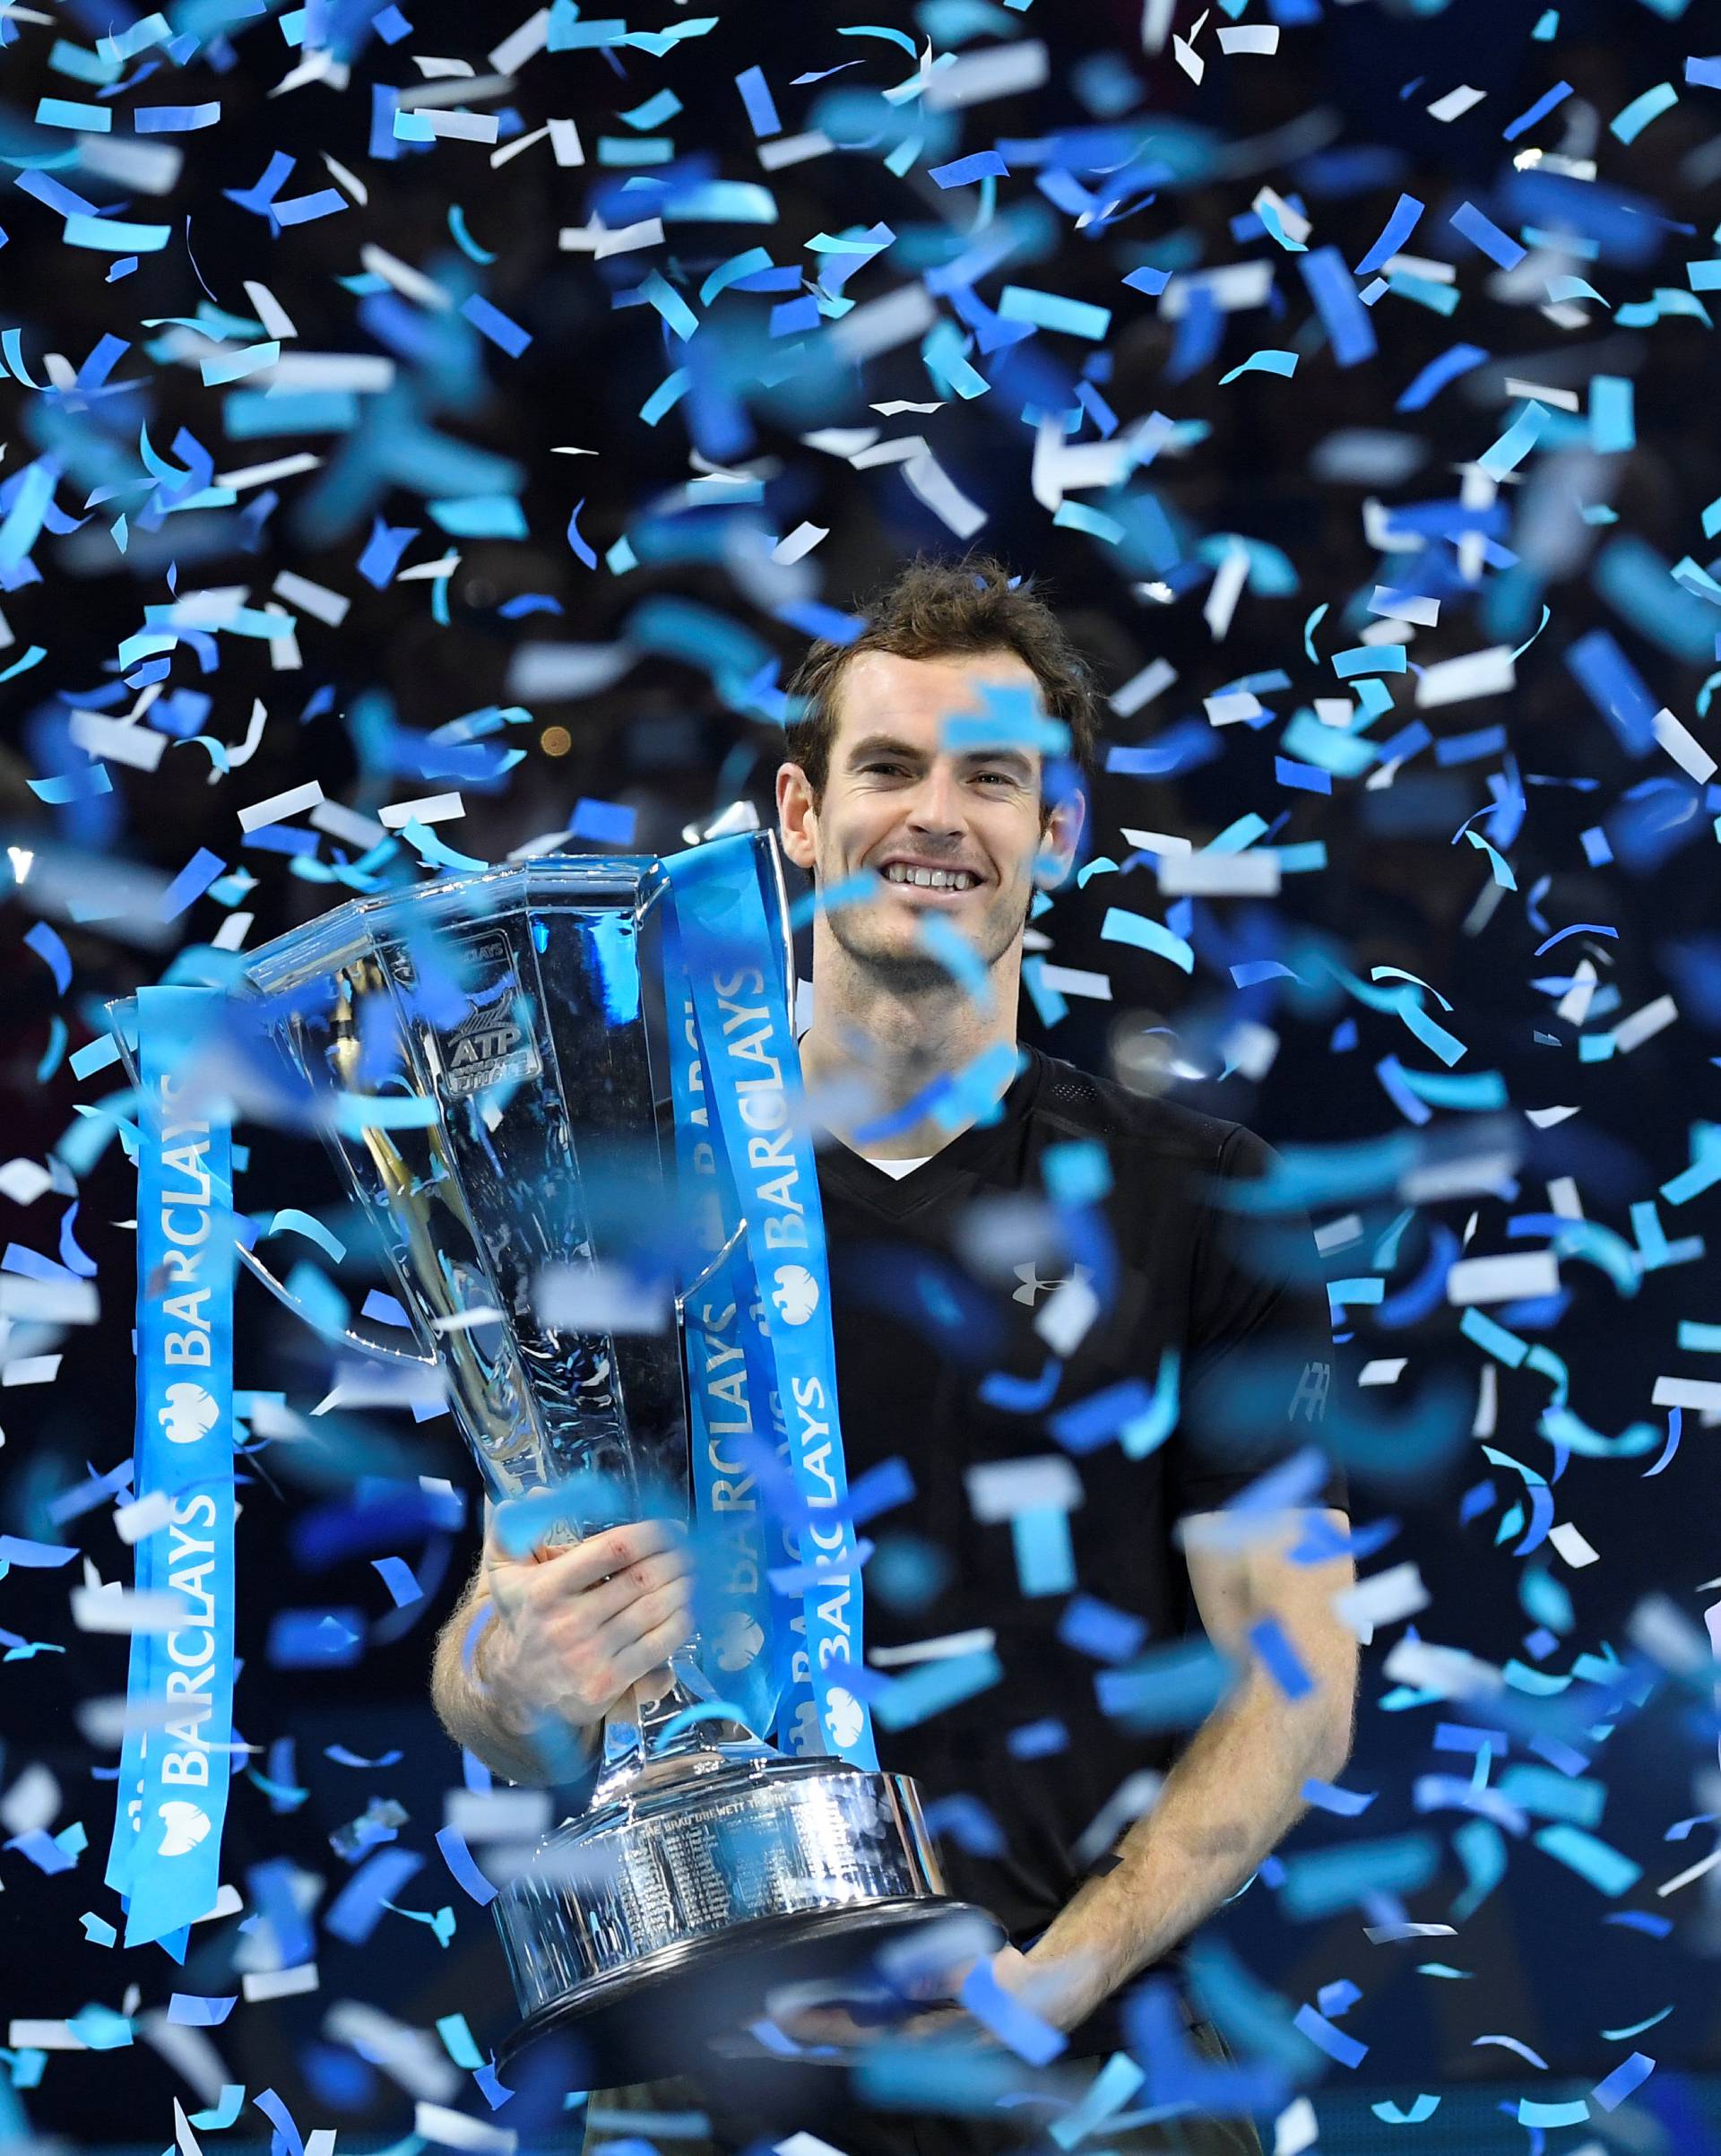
[{"xmin": 588, "ymin": 1648, "xmax": 774, "ymax": 1809}]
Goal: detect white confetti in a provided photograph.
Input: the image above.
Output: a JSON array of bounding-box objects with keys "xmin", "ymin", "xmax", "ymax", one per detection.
[
  {"xmin": 1274, "ymin": 2097, "xmax": 1319, "ymax": 2156},
  {"xmin": 321, "ymin": 149, "xmax": 368, "ymax": 204},
  {"xmin": 902, "ymin": 450, "xmax": 988, "ymax": 538},
  {"xmin": 0, "ymin": 1275, "xmax": 98, "ymax": 1325},
  {"xmin": 1335, "ymin": 1563, "xmax": 1430, "ymax": 1640},
  {"xmin": 1612, "ymin": 993, "xmax": 1677, "ymax": 1054},
  {"xmin": 964, "ymin": 1456, "xmax": 1082, "ymax": 1522},
  {"xmin": 1549, "ymin": 1521, "xmax": 1600, "ymax": 1568},
  {"xmin": 1159, "ymin": 261, "xmax": 1276, "ymax": 318},
  {"xmin": 1035, "ymin": 1270, "xmax": 1101, "ymax": 1355},
  {"xmin": 445, "ymin": 1788, "xmax": 554, "ymax": 1842},
  {"xmin": 215, "ymin": 452, "xmax": 324, "ymax": 491},
  {"xmin": 414, "ymin": 2104, "xmax": 517, "ymax": 2153},
  {"xmin": 1111, "ymin": 657, "xmax": 1178, "ymax": 716},
  {"xmin": 488, "ymin": 9, "xmax": 549, "ymax": 74},
  {"xmin": 1203, "ymin": 544, "xmax": 1250, "ymax": 640},
  {"xmin": 1156, "ymin": 852, "xmax": 1282, "ymax": 896},
  {"xmin": 78, "ymin": 135, "xmax": 183, "ymax": 194},
  {"xmin": 490, "ymin": 121, "xmax": 549, "ymax": 168},
  {"xmin": 922, "ymin": 41, "xmax": 1048, "ymax": 109},
  {"xmin": 0, "ymin": 1159, "xmax": 53, "ymax": 1206},
  {"xmin": 378, "ymin": 792, "xmax": 465, "ymax": 828},
  {"xmin": 1205, "ymin": 689, "xmax": 1266, "ymax": 725},
  {"xmin": 829, "ymin": 285, "xmax": 938, "ymax": 365},
  {"xmin": 242, "ymin": 278, "xmax": 298, "ymax": 339},
  {"xmin": 533, "ymin": 117, "xmax": 581, "ymax": 169},
  {"xmin": 0, "ymin": 1762, "xmax": 62, "ymax": 1836},
  {"xmin": 66, "ymin": 711, "xmax": 169, "ymax": 771},
  {"xmin": 71, "ymin": 1587, "xmax": 195, "ymax": 1634},
  {"xmin": 241, "ymin": 1965, "xmax": 320, "ymax": 2001},
  {"xmin": 1445, "ymin": 1251, "xmax": 1561, "ymax": 1304},
  {"xmin": 1651, "ymin": 706, "xmax": 1717, "ymax": 784},
  {"xmin": 272, "ymin": 570, "xmax": 350, "ymax": 628},
  {"xmin": 324, "ymin": 2004, "xmax": 461, "ymax": 2101},
  {"xmin": 1370, "ymin": 586, "xmax": 1440, "ymax": 626},
  {"xmin": 266, "ymin": 351, "xmax": 395, "ymax": 393},
  {"xmin": 115, "ymin": 1490, "xmax": 175, "ymax": 1546},
  {"xmin": 1427, "ymin": 83, "xmax": 1486, "ymax": 121},
  {"xmin": 1380, "ymin": 1637, "xmax": 1501, "ymax": 1701},
  {"xmin": 408, "ymin": 108, "xmax": 499, "ymax": 142},
  {"xmin": 10, "ymin": 2022, "xmax": 94, "ymax": 2050},
  {"xmin": 3, "ymin": 1355, "xmax": 63, "ymax": 1387},
  {"xmin": 1036, "ymin": 964, "xmax": 1112, "ymax": 1000},
  {"xmin": 869, "ymin": 1629, "xmax": 997, "ymax": 1667},
  {"xmin": 755, "ymin": 131, "xmax": 835, "ymax": 172},
  {"xmin": 1415, "ymin": 647, "xmax": 1517, "ymax": 706},
  {"xmin": 310, "ymin": 799, "xmax": 388, "ymax": 850},
  {"xmin": 359, "ymin": 243, "xmax": 455, "ymax": 309},
  {"xmin": 772, "ymin": 523, "xmax": 829, "ymax": 565},
  {"xmin": 1651, "ymin": 1376, "xmax": 1721, "ymax": 1413}
]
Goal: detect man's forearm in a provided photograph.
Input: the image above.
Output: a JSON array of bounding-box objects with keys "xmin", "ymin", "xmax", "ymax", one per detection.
[
  {"xmin": 431, "ymin": 1591, "xmax": 595, "ymax": 1788},
  {"xmin": 1023, "ymin": 1665, "xmax": 1353, "ymax": 2027}
]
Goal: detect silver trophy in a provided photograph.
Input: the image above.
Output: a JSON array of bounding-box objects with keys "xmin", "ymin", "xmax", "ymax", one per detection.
[{"xmin": 233, "ymin": 837, "xmax": 990, "ymax": 2079}]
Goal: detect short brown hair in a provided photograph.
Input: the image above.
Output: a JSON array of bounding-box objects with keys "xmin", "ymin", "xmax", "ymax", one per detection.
[{"xmin": 783, "ymin": 553, "xmax": 1100, "ymax": 802}]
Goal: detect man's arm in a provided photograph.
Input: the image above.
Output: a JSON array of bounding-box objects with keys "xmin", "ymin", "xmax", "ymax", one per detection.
[
  {"xmin": 430, "ymin": 1559, "xmax": 594, "ymax": 1787},
  {"xmin": 1011, "ymin": 1507, "xmax": 1358, "ymax": 2032},
  {"xmin": 428, "ymin": 1501, "xmax": 693, "ymax": 1788}
]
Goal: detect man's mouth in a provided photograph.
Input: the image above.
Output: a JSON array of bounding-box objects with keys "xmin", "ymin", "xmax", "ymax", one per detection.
[{"xmin": 878, "ymin": 862, "xmax": 984, "ymax": 895}]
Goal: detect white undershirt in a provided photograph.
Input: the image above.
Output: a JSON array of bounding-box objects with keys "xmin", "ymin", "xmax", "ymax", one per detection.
[{"xmin": 866, "ymin": 1155, "xmax": 932, "ymax": 1181}]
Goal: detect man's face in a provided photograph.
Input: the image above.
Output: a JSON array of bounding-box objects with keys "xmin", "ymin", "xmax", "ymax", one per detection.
[{"xmin": 776, "ymin": 648, "xmax": 1083, "ymax": 988}]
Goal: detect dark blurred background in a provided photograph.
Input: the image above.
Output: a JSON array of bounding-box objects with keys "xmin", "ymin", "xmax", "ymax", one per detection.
[{"xmin": 4, "ymin": 0, "xmax": 1721, "ymax": 2148}]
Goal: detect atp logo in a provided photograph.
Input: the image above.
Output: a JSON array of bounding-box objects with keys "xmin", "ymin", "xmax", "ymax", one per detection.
[
  {"xmin": 1012, "ymin": 1262, "xmax": 1094, "ymax": 1307},
  {"xmin": 160, "ymin": 1382, "xmax": 218, "ymax": 1446},
  {"xmin": 1289, "ymin": 1359, "xmax": 1332, "ymax": 1424},
  {"xmin": 770, "ymin": 1264, "xmax": 820, "ymax": 1327},
  {"xmin": 157, "ymin": 1798, "xmax": 212, "ymax": 1858}
]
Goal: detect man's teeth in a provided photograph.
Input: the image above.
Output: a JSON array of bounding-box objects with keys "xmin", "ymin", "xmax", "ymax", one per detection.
[{"xmin": 884, "ymin": 865, "xmax": 978, "ymax": 889}]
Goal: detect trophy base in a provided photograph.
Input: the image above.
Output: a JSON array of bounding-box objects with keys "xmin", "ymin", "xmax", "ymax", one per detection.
[
  {"xmin": 494, "ymin": 1757, "xmax": 998, "ymax": 2082},
  {"xmin": 500, "ymin": 1896, "xmax": 994, "ymax": 2083}
]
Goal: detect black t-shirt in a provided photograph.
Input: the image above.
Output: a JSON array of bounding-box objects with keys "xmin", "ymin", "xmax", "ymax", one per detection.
[{"xmin": 812, "ymin": 1044, "xmax": 1347, "ymax": 2049}]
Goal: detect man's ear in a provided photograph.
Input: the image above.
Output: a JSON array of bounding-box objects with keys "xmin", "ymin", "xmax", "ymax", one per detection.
[
  {"xmin": 1033, "ymin": 783, "xmax": 1087, "ymax": 888},
  {"xmin": 776, "ymin": 761, "xmax": 818, "ymax": 873}
]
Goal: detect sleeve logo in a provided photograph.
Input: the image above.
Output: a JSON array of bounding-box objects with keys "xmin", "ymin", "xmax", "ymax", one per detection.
[{"xmin": 1289, "ymin": 1359, "xmax": 1332, "ymax": 1424}]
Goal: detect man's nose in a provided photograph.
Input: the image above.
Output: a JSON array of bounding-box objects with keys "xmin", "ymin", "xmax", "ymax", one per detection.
[{"xmin": 904, "ymin": 760, "xmax": 964, "ymax": 833}]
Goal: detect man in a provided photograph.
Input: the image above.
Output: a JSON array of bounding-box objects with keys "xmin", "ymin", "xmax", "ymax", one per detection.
[{"xmin": 431, "ymin": 556, "xmax": 1358, "ymax": 2153}]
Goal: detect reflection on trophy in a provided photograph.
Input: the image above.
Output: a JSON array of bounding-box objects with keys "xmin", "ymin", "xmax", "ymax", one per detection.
[{"xmin": 237, "ymin": 836, "xmax": 990, "ymax": 2079}]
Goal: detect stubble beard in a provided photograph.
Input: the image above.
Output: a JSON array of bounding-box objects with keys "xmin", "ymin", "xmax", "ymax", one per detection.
[{"xmin": 823, "ymin": 868, "xmax": 1030, "ymax": 998}]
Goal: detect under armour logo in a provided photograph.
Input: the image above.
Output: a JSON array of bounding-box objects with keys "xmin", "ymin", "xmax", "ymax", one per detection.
[
  {"xmin": 1013, "ymin": 1262, "xmax": 1094, "ymax": 1307},
  {"xmin": 1289, "ymin": 1359, "xmax": 1332, "ymax": 1424}
]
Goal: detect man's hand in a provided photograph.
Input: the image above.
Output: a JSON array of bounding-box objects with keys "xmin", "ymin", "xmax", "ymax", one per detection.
[
  {"xmin": 478, "ymin": 1512, "xmax": 696, "ymax": 1746},
  {"xmin": 767, "ymin": 1944, "xmax": 1068, "ymax": 2054}
]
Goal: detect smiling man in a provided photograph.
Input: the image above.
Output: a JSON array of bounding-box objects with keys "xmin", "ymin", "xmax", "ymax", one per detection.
[
  {"xmin": 779, "ymin": 625, "xmax": 1075, "ymax": 1162},
  {"xmin": 433, "ymin": 555, "xmax": 1358, "ymax": 2156}
]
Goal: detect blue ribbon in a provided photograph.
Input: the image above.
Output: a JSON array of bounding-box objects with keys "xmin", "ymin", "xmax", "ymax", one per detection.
[
  {"xmin": 664, "ymin": 906, "xmax": 789, "ymax": 1746},
  {"xmin": 664, "ymin": 836, "xmax": 878, "ymax": 1771},
  {"xmin": 104, "ymin": 986, "xmax": 237, "ymax": 1951}
]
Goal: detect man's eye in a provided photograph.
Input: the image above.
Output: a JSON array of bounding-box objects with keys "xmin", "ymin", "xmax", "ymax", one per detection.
[
  {"xmin": 973, "ymin": 771, "xmax": 1016, "ymax": 787},
  {"xmin": 863, "ymin": 761, "xmax": 909, "ymax": 776}
]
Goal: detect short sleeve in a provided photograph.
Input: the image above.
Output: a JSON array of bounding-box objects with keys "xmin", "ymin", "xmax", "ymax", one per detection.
[{"xmin": 1168, "ymin": 1123, "xmax": 1348, "ymax": 1520}]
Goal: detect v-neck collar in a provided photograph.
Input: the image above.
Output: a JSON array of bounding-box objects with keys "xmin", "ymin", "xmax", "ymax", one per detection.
[{"xmin": 813, "ymin": 1045, "xmax": 1044, "ymax": 1217}]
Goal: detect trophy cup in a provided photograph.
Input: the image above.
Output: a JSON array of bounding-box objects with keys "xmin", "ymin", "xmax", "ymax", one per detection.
[{"xmin": 231, "ymin": 835, "xmax": 991, "ymax": 2079}]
